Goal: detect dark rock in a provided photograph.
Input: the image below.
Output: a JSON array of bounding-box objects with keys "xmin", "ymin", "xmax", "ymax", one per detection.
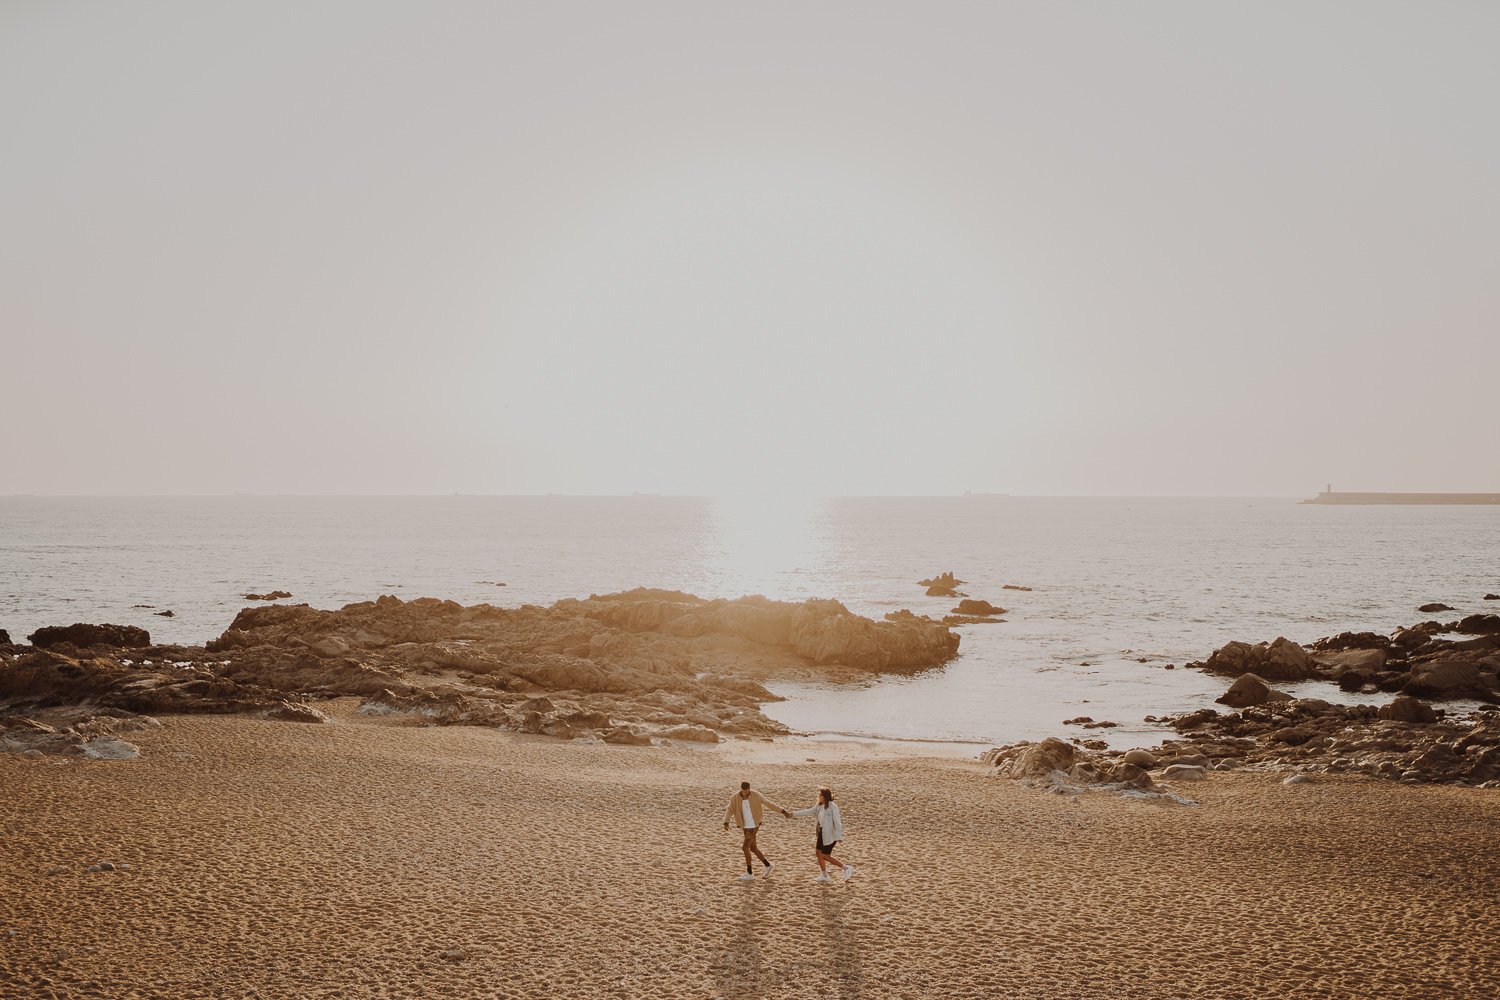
[
  {"xmin": 1001, "ymin": 584, "xmax": 1033, "ymax": 592},
  {"xmin": 1391, "ymin": 627, "xmax": 1436, "ymax": 649},
  {"xmin": 1484, "ymin": 594, "xmax": 1499, "ymax": 601},
  {"xmin": 1171, "ymin": 708, "xmax": 1220, "ymax": 731},
  {"xmin": 27, "ymin": 624, "xmax": 151, "ymax": 650},
  {"xmin": 0, "ymin": 629, "xmax": 9, "ymax": 645},
  {"xmin": 1312, "ymin": 631, "xmax": 1388, "ymax": 653},
  {"xmin": 154, "ymin": 610, "xmax": 174, "ymax": 618},
  {"xmin": 1454, "ymin": 614, "xmax": 1500, "ymax": 635},
  {"xmin": 1417, "ymin": 603, "xmax": 1454, "ymax": 613},
  {"xmin": 1199, "ymin": 637, "xmax": 1316, "ymax": 681},
  {"xmin": 1466, "ymin": 746, "xmax": 1500, "ymax": 783},
  {"xmin": 941, "ymin": 615, "xmax": 1006, "ymax": 626},
  {"xmin": 1311, "ymin": 647, "xmax": 1387, "ymax": 674},
  {"xmin": 243, "ymin": 591, "xmax": 294, "ymax": 601},
  {"xmin": 1377, "ymin": 696, "xmax": 1439, "ymax": 724},
  {"xmin": 1403, "ymin": 655, "xmax": 1497, "ymax": 700},
  {"xmin": 1105, "ymin": 762, "xmax": 1154, "ymax": 788},
  {"xmin": 1216, "ymin": 673, "xmax": 1293, "ymax": 708},
  {"xmin": 952, "ymin": 599, "xmax": 1005, "ymax": 616},
  {"xmin": 1337, "ymin": 670, "xmax": 1376, "ymax": 692}
]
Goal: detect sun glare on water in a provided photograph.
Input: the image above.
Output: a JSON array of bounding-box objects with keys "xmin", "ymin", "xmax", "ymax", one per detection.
[{"xmin": 705, "ymin": 491, "xmax": 827, "ymax": 599}]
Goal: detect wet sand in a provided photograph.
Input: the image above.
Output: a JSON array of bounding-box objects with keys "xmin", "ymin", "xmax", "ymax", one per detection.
[{"xmin": 3, "ymin": 705, "xmax": 1497, "ymax": 999}]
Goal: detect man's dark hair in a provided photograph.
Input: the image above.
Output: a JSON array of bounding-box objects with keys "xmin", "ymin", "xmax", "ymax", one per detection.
[{"xmin": 740, "ymin": 781, "xmax": 751, "ymax": 791}]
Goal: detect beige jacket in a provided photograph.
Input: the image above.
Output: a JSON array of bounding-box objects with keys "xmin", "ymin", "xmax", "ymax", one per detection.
[{"xmin": 724, "ymin": 790, "xmax": 787, "ymax": 830}]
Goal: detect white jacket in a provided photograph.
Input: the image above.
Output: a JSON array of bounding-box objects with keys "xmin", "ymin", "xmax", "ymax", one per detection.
[{"xmin": 793, "ymin": 801, "xmax": 844, "ymax": 843}]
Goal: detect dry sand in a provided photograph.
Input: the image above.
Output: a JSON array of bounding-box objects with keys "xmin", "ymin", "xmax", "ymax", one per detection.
[{"xmin": 3, "ymin": 703, "xmax": 1498, "ymax": 999}]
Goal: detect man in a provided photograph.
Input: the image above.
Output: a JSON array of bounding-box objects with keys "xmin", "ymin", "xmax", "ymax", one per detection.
[{"xmin": 723, "ymin": 780, "xmax": 790, "ymax": 881}]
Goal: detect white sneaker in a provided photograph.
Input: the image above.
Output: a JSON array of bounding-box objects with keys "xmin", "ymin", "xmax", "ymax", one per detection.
[
  {"xmin": 762, "ymin": 863, "xmax": 774, "ymax": 878},
  {"xmin": 738, "ymin": 872, "xmax": 756, "ymax": 881},
  {"xmin": 842, "ymin": 865, "xmax": 855, "ymax": 881},
  {"xmin": 814, "ymin": 873, "xmax": 830, "ymax": 883}
]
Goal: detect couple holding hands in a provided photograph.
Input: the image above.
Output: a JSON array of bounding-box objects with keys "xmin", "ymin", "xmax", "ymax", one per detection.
[{"xmin": 723, "ymin": 781, "xmax": 854, "ymax": 883}]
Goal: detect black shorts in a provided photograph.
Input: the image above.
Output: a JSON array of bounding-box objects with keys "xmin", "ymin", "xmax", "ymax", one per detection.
[{"xmin": 816, "ymin": 839, "xmax": 839, "ymax": 855}]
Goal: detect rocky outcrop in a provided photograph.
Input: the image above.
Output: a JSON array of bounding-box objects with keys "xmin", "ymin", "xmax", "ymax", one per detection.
[
  {"xmin": 0, "ymin": 710, "xmax": 159, "ymax": 760},
  {"xmin": 27, "ymin": 624, "xmax": 151, "ymax": 650},
  {"xmin": 1418, "ymin": 603, "xmax": 1455, "ymax": 613},
  {"xmin": 1146, "ymin": 698, "xmax": 1500, "ymax": 786},
  {"xmin": 1192, "ymin": 620, "xmax": 1500, "ymax": 704},
  {"xmin": 951, "ymin": 599, "xmax": 1005, "ymax": 617},
  {"xmin": 0, "ymin": 630, "xmax": 10, "ymax": 645},
  {"xmin": 918, "ymin": 572, "xmax": 965, "ymax": 598},
  {"xmin": 983, "ymin": 737, "xmax": 1158, "ymax": 794},
  {"xmin": 1377, "ymin": 696, "xmax": 1439, "ymax": 724},
  {"xmin": 1196, "ymin": 637, "xmax": 1316, "ymax": 681},
  {"xmin": 1216, "ymin": 673, "xmax": 1292, "ymax": 708},
  {"xmin": 1, "ymin": 589, "xmax": 960, "ymax": 748},
  {"xmin": 1455, "ymin": 614, "xmax": 1500, "ymax": 635},
  {"xmin": 1403, "ymin": 654, "xmax": 1498, "ymax": 700},
  {"xmin": 244, "ymin": 591, "xmax": 294, "ymax": 601},
  {"xmin": 0, "ymin": 647, "xmax": 286, "ymax": 716}
]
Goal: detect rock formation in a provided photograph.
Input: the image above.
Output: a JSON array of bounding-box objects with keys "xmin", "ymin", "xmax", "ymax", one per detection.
[
  {"xmin": 1188, "ymin": 617, "xmax": 1500, "ymax": 704},
  {"xmin": 1146, "ymin": 698, "xmax": 1500, "ymax": 787},
  {"xmin": 0, "ymin": 710, "xmax": 158, "ymax": 760},
  {"xmin": 1196, "ymin": 637, "xmax": 1316, "ymax": 681},
  {"xmin": 951, "ymin": 599, "xmax": 1005, "ymax": 617},
  {"xmin": 982, "ymin": 738, "xmax": 1157, "ymax": 793},
  {"xmin": 918, "ymin": 572, "xmax": 965, "ymax": 598},
  {"xmin": 1215, "ymin": 673, "xmax": 1292, "ymax": 708},
  {"xmin": 27, "ymin": 624, "xmax": 151, "ymax": 650},
  {"xmin": 243, "ymin": 591, "xmax": 293, "ymax": 601},
  {"xmin": 0, "ymin": 590, "xmax": 961, "ymax": 753}
]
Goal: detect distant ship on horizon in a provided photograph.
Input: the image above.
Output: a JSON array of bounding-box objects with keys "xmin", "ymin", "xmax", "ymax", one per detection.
[{"xmin": 1302, "ymin": 484, "xmax": 1500, "ymax": 505}]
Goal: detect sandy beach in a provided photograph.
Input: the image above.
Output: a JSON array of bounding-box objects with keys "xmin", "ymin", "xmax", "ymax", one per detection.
[{"xmin": 4, "ymin": 702, "xmax": 1497, "ymax": 1000}]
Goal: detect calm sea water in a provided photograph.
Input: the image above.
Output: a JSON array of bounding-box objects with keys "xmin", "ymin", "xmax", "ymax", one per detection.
[{"xmin": 2, "ymin": 496, "xmax": 1496, "ymax": 747}]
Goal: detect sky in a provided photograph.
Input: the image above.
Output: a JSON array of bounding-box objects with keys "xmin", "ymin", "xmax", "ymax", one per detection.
[{"xmin": 2, "ymin": 1, "xmax": 1496, "ymax": 497}]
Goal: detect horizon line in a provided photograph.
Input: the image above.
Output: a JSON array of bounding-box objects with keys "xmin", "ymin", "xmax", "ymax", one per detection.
[{"xmin": 2, "ymin": 491, "xmax": 1336, "ymax": 500}]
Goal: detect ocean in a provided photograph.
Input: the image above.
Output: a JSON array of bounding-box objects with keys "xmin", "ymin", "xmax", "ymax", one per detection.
[{"xmin": 3, "ymin": 495, "xmax": 1496, "ymax": 747}]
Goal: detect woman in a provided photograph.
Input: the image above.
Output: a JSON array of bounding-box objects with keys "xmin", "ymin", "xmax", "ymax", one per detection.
[{"xmin": 792, "ymin": 787, "xmax": 855, "ymax": 882}]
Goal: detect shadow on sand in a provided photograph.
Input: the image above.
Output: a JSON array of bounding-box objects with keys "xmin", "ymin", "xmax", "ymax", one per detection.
[
  {"xmin": 818, "ymin": 885, "xmax": 865, "ymax": 999},
  {"xmin": 711, "ymin": 882, "xmax": 765, "ymax": 999},
  {"xmin": 709, "ymin": 878, "xmax": 866, "ymax": 999}
]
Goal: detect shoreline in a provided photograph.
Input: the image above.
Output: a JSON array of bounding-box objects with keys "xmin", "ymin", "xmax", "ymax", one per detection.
[{"xmin": 4, "ymin": 588, "xmax": 1497, "ymax": 788}]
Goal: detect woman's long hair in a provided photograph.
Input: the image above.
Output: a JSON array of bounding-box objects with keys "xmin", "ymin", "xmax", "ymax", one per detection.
[{"xmin": 818, "ymin": 787, "xmax": 833, "ymax": 805}]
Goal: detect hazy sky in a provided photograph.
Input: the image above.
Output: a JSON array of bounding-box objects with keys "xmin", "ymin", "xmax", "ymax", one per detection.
[{"xmin": 3, "ymin": 2, "xmax": 1496, "ymax": 496}]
